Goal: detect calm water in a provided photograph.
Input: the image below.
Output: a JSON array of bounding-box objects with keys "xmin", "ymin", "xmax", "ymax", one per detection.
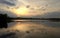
[
  {"xmin": 8, "ymin": 20, "xmax": 60, "ymax": 28},
  {"xmin": 0, "ymin": 20, "xmax": 60, "ymax": 38}
]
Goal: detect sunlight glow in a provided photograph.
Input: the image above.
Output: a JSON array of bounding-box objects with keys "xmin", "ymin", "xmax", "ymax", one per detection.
[{"xmin": 12, "ymin": 6, "xmax": 29, "ymax": 17}]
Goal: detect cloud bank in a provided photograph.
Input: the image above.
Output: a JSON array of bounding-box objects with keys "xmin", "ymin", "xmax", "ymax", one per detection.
[{"xmin": 0, "ymin": 0, "xmax": 60, "ymax": 18}]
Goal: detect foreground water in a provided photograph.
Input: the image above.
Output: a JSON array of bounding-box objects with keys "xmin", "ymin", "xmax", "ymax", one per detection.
[{"xmin": 0, "ymin": 20, "xmax": 60, "ymax": 38}]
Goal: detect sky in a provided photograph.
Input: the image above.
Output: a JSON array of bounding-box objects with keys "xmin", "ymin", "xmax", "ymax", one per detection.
[{"xmin": 0, "ymin": 0, "xmax": 60, "ymax": 18}]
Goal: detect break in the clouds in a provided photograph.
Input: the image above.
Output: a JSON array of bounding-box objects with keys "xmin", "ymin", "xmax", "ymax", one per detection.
[{"xmin": 0, "ymin": 0, "xmax": 60, "ymax": 18}]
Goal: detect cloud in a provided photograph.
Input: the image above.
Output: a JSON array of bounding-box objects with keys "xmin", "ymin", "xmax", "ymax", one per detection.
[
  {"xmin": 32, "ymin": 11, "xmax": 60, "ymax": 18},
  {"xmin": 0, "ymin": 0, "xmax": 60, "ymax": 18},
  {"xmin": 43, "ymin": 11, "xmax": 60, "ymax": 18},
  {"xmin": 25, "ymin": 0, "xmax": 60, "ymax": 9},
  {"xmin": 0, "ymin": 0, "xmax": 16, "ymax": 6},
  {"xmin": 0, "ymin": 9, "xmax": 17, "ymax": 17}
]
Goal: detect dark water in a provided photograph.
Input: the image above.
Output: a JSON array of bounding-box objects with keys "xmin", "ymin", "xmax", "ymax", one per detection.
[{"xmin": 0, "ymin": 20, "xmax": 60, "ymax": 38}]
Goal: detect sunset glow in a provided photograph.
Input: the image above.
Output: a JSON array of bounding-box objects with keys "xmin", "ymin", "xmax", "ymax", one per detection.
[{"xmin": 12, "ymin": 6, "xmax": 29, "ymax": 17}]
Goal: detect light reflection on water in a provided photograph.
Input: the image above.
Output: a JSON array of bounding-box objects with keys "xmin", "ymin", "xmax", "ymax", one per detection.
[
  {"xmin": 0, "ymin": 20, "xmax": 60, "ymax": 38},
  {"xmin": 8, "ymin": 20, "xmax": 60, "ymax": 31},
  {"xmin": 8, "ymin": 20, "xmax": 60, "ymax": 27}
]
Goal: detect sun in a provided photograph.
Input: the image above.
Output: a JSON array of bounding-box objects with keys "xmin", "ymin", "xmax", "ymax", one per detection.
[{"xmin": 12, "ymin": 6, "xmax": 29, "ymax": 17}]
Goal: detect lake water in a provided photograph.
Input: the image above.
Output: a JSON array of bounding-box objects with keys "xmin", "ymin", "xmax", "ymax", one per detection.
[
  {"xmin": 8, "ymin": 20, "xmax": 60, "ymax": 28},
  {"xmin": 0, "ymin": 20, "xmax": 60, "ymax": 38}
]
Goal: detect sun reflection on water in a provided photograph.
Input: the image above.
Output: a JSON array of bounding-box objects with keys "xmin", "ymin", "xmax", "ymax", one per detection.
[
  {"xmin": 10, "ymin": 22, "xmax": 48, "ymax": 32},
  {"xmin": 8, "ymin": 21, "xmax": 60, "ymax": 34}
]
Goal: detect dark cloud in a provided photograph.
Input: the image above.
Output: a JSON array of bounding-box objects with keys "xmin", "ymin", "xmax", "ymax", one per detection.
[
  {"xmin": 26, "ymin": 5, "xmax": 30, "ymax": 8},
  {"xmin": 31, "ymin": 11, "xmax": 60, "ymax": 18},
  {"xmin": 0, "ymin": 0, "xmax": 15, "ymax": 6},
  {"xmin": 42, "ymin": 12, "xmax": 60, "ymax": 18},
  {"xmin": 0, "ymin": 9, "xmax": 17, "ymax": 17}
]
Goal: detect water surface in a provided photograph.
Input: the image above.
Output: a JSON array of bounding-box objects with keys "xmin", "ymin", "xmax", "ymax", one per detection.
[{"xmin": 0, "ymin": 20, "xmax": 60, "ymax": 38}]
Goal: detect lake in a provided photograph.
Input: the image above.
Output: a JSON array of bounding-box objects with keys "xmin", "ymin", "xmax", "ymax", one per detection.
[{"xmin": 0, "ymin": 20, "xmax": 60, "ymax": 38}]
